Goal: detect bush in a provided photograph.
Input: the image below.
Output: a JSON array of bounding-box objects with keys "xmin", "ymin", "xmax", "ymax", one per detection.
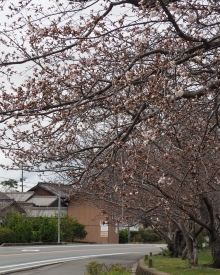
[
  {"xmin": 159, "ymin": 247, "xmax": 172, "ymax": 257},
  {"xmin": 32, "ymin": 216, "xmax": 58, "ymax": 242},
  {"xmin": 109, "ymin": 264, "xmax": 127, "ymax": 273},
  {"xmin": 7, "ymin": 213, "xmax": 58, "ymax": 243},
  {"xmin": 197, "ymin": 232, "xmax": 207, "ymax": 250},
  {"xmin": 106, "ymin": 271, "xmax": 130, "ymax": 275},
  {"xmin": 61, "ymin": 215, "xmax": 87, "ymax": 242},
  {"xmin": 119, "ymin": 229, "xmax": 128, "ymax": 244},
  {"xmin": 85, "ymin": 261, "xmax": 106, "ymax": 275},
  {"xmin": 5, "ymin": 213, "xmax": 87, "ymax": 243},
  {"xmin": 7, "ymin": 212, "xmax": 33, "ymax": 243},
  {"xmin": 85, "ymin": 262, "xmax": 130, "ymax": 275},
  {"xmin": 0, "ymin": 228, "xmax": 17, "ymax": 244},
  {"xmin": 134, "ymin": 229, "xmax": 161, "ymax": 243}
]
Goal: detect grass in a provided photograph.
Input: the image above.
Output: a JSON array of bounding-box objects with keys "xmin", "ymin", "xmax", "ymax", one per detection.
[{"xmin": 145, "ymin": 248, "xmax": 220, "ymax": 275}]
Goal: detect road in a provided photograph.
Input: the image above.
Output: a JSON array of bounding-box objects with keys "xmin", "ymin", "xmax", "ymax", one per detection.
[{"xmin": 0, "ymin": 244, "xmax": 166, "ymax": 274}]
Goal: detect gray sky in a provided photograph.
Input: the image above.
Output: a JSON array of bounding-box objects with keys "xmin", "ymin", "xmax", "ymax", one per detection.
[{"xmin": 0, "ymin": 0, "xmax": 131, "ymax": 190}]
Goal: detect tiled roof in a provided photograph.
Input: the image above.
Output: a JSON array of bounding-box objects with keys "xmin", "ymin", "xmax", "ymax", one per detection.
[
  {"xmin": 0, "ymin": 192, "xmax": 10, "ymax": 200},
  {"xmin": 29, "ymin": 182, "xmax": 72, "ymax": 199},
  {"xmin": 26, "ymin": 196, "xmax": 58, "ymax": 206},
  {"xmin": 24, "ymin": 206, "xmax": 67, "ymax": 217},
  {"xmin": 0, "ymin": 199, "xmax": 14, "ymax": 211},
  {"xmin": 5, "ymin": 192, "xmax": 35, "ymax": 202},
  {"xmin": 0, "ymin": 199, "xmax": 26, "ymax": 213}
]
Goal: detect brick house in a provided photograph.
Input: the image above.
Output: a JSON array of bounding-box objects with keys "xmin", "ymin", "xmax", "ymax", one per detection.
[{"xmin": 28, "ymin": 182, "xmax": 119, "ymax": 244}]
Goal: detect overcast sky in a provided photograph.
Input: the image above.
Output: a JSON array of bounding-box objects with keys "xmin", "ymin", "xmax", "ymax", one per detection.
[
  {"xmin": 0, "ymin": 3, "xmax": 42, "ymax": 190},
  {"xmin": 0, "ymin": 0, "xmax": 131, "ymax": 191}
]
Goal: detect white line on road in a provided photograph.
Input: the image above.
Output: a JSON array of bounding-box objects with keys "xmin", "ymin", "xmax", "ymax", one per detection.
[
  {"xmin": 0, "ymin": 251, "xmax": 138, "ymax": 272},
  {"xmin": 21, "ymin": 250, "xmax": 40, "ymax": 252}
]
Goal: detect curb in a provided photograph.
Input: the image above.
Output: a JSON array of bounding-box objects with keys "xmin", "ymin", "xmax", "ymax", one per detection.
[
  {"xmin": 131, "ymin": 262, "xmax": 138, "ymax": 275},
  {"xmin": 1, "ymin": 242, "xmax": 67, "ymax": 246},
  {"xmin": 136, "ymin": 258, "xmax": 170, "ymax": 275}
]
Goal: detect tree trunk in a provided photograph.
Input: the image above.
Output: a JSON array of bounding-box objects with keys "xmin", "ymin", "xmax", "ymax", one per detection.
[
  {"xmin": 173, "ymin": 230, "xmax": 182, "ymax": 257},
  {"xmin": 181, "ymin": 246, "xmax": 187, "ymax": 260},
  {"xmin": 184, "ymin": 236, "xmax": 198, "ymax": 266},
  {"xmin": 210, "ymin": 232, "xmax": 220, "ymax": 268},
  {"xmin": 167, "ymin": 242, "xmax": 175, "ymax": 257},
  {"xmin": 178, "ymin": 221, "xmax": 198, "ymax": 266}
]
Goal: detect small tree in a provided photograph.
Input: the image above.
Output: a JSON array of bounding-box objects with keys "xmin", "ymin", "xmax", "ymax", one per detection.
[
  {"xmin": 33, "ymin": 216, "xmax": 58, "ymax": 242},
  {"xmin": 119, "ymin": 229, "xmax": 128, "ymax": 244},
  {"xmin": 0, "ymin": 179, "xmax": 18, "ymax": 192},
  {"xmin": 0, "ymin": 228, "xmax": 17, "ymax": 244},
  {"xmin": 7, "ymin": 212, "xmax": 33, "ymax": 243},
  {"xmin": 61, "ymin": 215, "xmax": 87, "ymax": 242}
]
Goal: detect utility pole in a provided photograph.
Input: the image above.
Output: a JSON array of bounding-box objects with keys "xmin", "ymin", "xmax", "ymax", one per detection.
[
  {"xmin": 20, "ymin": 165, "xmax": 24, "ymax": 192},
  {"xmin": 58, "ymin": 183, "xmax": 61, "ymax": 243}
]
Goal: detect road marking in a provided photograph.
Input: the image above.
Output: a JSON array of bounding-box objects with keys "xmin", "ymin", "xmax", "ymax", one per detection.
[
  {"xmin": 22, "ymin": 250, "xmax": 39, "ymax": 252},
  {"xmin": 0, "ymin": 246, "xmax": 148, "ymax": 257},
  {"xmin": 11, "ymin": 243, "xmax": 157, "ymax": 249},
  {"xmin": 0, "ymin": 252, "xmax": 136, "ymax": 271}
]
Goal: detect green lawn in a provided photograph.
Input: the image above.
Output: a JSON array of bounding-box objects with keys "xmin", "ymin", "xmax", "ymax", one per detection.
[{"xmin": 145, "ymin": 249, "xmax": 220, "ymax": 275}]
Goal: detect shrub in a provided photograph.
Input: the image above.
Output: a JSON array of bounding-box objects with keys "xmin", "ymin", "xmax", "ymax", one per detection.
[
  {"xmin": 85, "ymin": 262, "xmax": 130, "ymax": 275},
  {"xmin": 85, "ymin": 261, "xmax": 106, "ymax": 275},
  {"xmin": 7, "ymin": 212, "xmax": 33, "ymax": 243},
  {"xmin": 146, "ymin": 231, "xmax": 161, "ymax": 242},
  {"xmin": 61, "ymin": 215, "xmax": 87, "ymax": 242},
  {"xmin": 0, "ymin": 228, "xmax": 17, "ymax": 244},
  {"xmin": 109, "ymin": 264, "xmax": 127, "ymax": 273},
  {"xmin": 33, "ymin": 216, "xmax": 58, "ymax": 242},
  {"xmin": 135, "ymin": 229, "xmax": 161, "ymax": 243},
  {"xmin": 197, "ymin": 232, "xmax": 207, "ymax": 250},
  {"xmin": 5, "ymin": 213, "xmax": 87, "ymax": 243},
  {"xmin": 119, "ymin": 229, "xmax": 128, "ymax": 243},
  {"xmin": 159, "ymin": 247, "xmax": 172, "ymax": 257},
  {"xmin": 106, "ymin": 271, "xmax": 130, "ymax": 275}
]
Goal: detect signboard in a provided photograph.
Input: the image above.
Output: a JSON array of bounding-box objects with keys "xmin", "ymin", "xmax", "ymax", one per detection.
[
  {"xmin": 100, "ymin": 221, "xmax": 108, "ymax": 237},
  {"xmin": 100, "ymin": 221, "xmax": 109, "ymax": 232},
  {"xmin": 100, "ymin": 231, "xmax": 108, "ymax": 237}
]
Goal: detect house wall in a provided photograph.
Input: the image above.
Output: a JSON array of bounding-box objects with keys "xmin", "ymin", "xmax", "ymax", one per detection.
[
  {"xmin": 68, "ymin": 202, "xmax": 119, "ymax": 244},
  {"xmin": 33, "ymin": 188, "xmax": 53, "ymax": 197}
]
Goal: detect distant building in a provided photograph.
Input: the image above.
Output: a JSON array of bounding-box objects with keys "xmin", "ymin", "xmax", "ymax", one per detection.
[
  {"xmin": 29, "ymin": 182, "xmax": 119, "ymax": 244},
  {"xmin": 2, "ymin": 182, "xmax": 119, "ymax": 243},
  {"xmin": 5, "ymin": 189, "xmax": 67, "ymax": 218},
  {"xmin": 0, "ymin": 192, "xmax": 25, "ymax": 223}
]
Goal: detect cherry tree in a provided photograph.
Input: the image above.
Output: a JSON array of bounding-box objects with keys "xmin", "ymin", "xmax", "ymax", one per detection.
[{"xmin": 0, "ymin": 0, "xmax": 220, "ymax": 266}]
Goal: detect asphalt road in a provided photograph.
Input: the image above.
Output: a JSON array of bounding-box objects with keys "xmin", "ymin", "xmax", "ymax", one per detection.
[{"xmin": 0, "ymin": 244, "xmax": 166, "ymax": 274}]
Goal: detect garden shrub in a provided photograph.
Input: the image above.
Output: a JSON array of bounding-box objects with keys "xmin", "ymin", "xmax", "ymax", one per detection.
[
  {"xmin": 119, "ymin": 229, "xmax": 128, "ymax": 243},
  {"xmin": 86, "ymin": 262, "xmax": 130, "ymax": 275},
  {"xmin": 7, "ymin": 212, "xmax": 33, "ymax": 243},
  {"xmin": 134, "ymin": 229, "xmax": 161, "ymax": 243},
  {"xmin": 61, "ymin": 215, "xmax": 87, "ymax": 241},
  {"xmin": 106, "ymin": 271, "xmax": 130, "ymax": 275},
  {"xmin": 5, "ymin": 212, "xmax": 87, "ymax": 243},
  {"xmin": 34, "ymin": 216, "xmax": 58, "ymax": 242},
  {"xmin": 85, "ymin": 261, "xmax": 106, "ymax": 275},
  {"xmin": 159, "ymin": 247, "xmax": 172, "ymax": 257},
  {"xmin": 0, "ymin": 228, "xmax": 17, "ymax": 244},
  {"xmin": 109, "ymin": 264, "xmax": 127, "ymax": 273}
]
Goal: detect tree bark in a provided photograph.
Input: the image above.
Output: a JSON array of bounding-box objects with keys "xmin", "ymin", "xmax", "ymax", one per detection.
[
  {"xmin": 179, "ymin": 221, "xmax": 198, "ymax": 266},
  {"xmin": 173, "ymin": 229, "xmax": 182, "ymax": 257},
  {"xmin": 210, "ymin": 232, "xmax": 220, "ymax": 268}
]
